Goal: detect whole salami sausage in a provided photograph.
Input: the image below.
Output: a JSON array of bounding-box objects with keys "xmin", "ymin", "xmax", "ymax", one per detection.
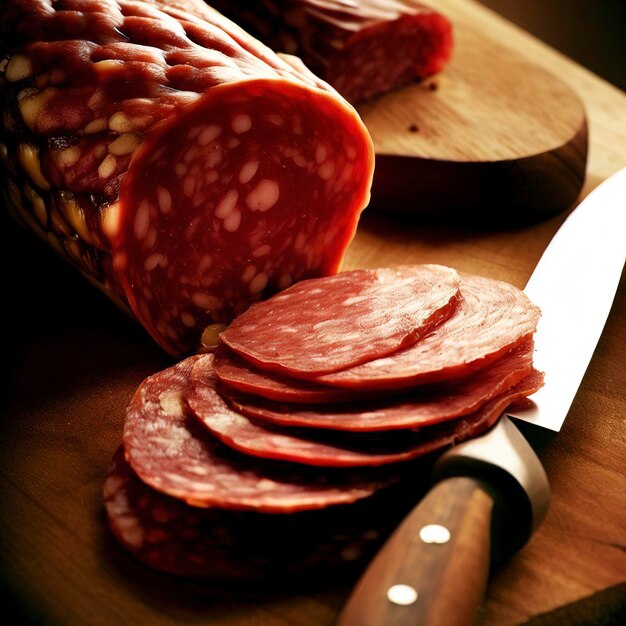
[
  {"xmin": 209, "ymin": 0, "xmax": 454, "ymax": 103},
  {"xmin": 0, "ymin": 0, "xmax": 374, "ymax": 356}
]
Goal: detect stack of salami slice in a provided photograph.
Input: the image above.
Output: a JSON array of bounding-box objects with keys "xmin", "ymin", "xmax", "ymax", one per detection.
[{"xmin": 105, "ymin": 264, "xmax": 543, "ymax": 579}]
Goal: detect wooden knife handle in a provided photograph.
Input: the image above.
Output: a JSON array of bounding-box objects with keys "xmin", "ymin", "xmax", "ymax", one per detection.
[{"xmin": 336, "ymin": 476, "xmax": 494, "ymax": 626}]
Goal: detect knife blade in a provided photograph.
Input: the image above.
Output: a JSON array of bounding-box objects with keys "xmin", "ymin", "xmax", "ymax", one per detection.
[{"xmin": 337, "ymin": 168, "xmax": 626, "ymax": 626}]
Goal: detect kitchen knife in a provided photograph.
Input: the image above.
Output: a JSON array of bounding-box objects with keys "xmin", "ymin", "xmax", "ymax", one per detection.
[{"xmin": 337, "ymin": 168, "xmax": 626, "ymax": 626}]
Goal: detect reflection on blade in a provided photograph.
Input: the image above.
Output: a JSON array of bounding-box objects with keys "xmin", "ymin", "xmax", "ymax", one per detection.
[{"xmin": 509, "ymin": 169, "xmax": 626, "ymax": 430}]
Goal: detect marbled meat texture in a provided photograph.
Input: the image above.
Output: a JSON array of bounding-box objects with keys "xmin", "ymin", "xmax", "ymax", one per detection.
[
  {"xmin": 0, "ymin": 0, "xmax": 374, "ymax": 356},
  {"xmin": 213, "ymin": 344, "xmax": 388, "ymax": 403},
  {"xmin": 188, "ymin": 350, "xmax": 539, "ymax": 466},
  {"xmin": 209, "ymin": 0, "xmax": 454, "ymax": 103},
  {"xmin": 224, "ymin": 341, "xmax": 535, "ymax": 432},
  {"xmin": 317, "ymin": 273, "xmax": 542, "ymax": 390},
  {"xmin": 122, "ymin": 356, "xmax": 394, "ymax": 513},
  {"xmin": 104, "ymin": 446, "xmax": 422, "ymax": 580},
  {"xmin": 219, "ymin": 265, "xmax": 461, "ymax": 377}
]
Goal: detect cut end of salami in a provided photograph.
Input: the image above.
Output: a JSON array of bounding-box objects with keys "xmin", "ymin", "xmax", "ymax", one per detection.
[
  {"xmin": 113, "ymin": 78, "xmax": 373, "ymax": 356},
  {"xmin": 330, "ymin": 9, "xmax": 454, "ymax": 103},
  {"xmin": 2, "ymin": 0, "xmax": 375, "ymax": 358},
  {"xmin": 210, "ymin": 0, "xmax": 454, "ymax": 104}
]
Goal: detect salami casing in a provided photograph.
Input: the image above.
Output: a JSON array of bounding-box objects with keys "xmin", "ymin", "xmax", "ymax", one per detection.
[
  {"xmin": 0, "ymin": 0, "xmax": 374, "ymax": 356},
  {"xmin": 122, "ymin": 357, "xmax": 394, "ymax": 512},
  {"xmin": 220, "ymin": 265, "xmax": 460, "ymax": 377},
  {"xmin": 209, "ymin": 0, "xmax": 454, "ymax": 103}
]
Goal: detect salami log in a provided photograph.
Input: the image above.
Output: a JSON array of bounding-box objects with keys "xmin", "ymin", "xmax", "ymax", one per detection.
[
  {"xmin": 220, "ymin": 265, "xmax": 460, "ymax": 377},
  {"xmin": 317, "ymin": 273, "xmax": 541, "ymax": 389},
  {"xmin": 122, "ymin": 356, "xmax": 394, "ymax": 512},
  {"xmin": 0, "ymin": 0, "xmax": 374, "ymax": 356},
  {"xmin": 224, "ymin": 341, "xmax": 535, "ymax": 432},
  {"xmin": 209, "ymin": 0, "xmax": 454, "ymax": 103}
]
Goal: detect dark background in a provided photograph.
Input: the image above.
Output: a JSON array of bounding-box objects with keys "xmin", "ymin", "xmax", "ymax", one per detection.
[{"xmin": 478, "ymin": 0, "xmax": 626, "ymax": 91}]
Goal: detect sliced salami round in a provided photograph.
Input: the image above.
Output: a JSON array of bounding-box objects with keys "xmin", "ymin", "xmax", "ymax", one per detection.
[
  {"xmin": 220, "ymin": 265, "xmax": 460, "ymax": 377},
  {"xmin": 104, "ymin": 446, "xmax": 418, "ymax": 580},
  {"xmin": 213, "ymin": 345, "xmax": 380, "ymax": 403},
  {"xmin": 122, "ymin": 356, "xmax": 393, "ymax": 513},
  {"xmin": 317, "ymin": 273, "xmax": 541, "ymax": 390},
  {"xmin": 227, "ymin": 341, "xmax": 535, "ymax": 432},
  {"xmin": 188, "ymin": 355, "xmax": 543, "ymax": 467}
]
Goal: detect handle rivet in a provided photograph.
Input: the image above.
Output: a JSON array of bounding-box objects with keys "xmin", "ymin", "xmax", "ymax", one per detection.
[
  {"xmin": 419, "ymin": 524, "xmax": 451, "ymax": 544},
  {"xmin": 387, "ymin": 584, "xmax": 418, "ymax": 606}
]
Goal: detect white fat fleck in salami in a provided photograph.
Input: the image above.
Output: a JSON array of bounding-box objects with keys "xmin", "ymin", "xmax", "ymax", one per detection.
[
  {"xmin": 122, "ymin": 357, "xmax": 392, "ymax": 513},
  {"xmin": 319, "ymin": 274, "xmax": 542, "ymax": 390},
  {"xmin": 231, "ymin": 113, "xmax": 252, "ymax": 133},
  {"xmin": 221, "ymin": 265, "xmax": 460, "ymax": 378},
  {"xmin": 223, "ymin": 208, "xmax": 242, "ymax": 232},
  {"xmin": 239, "ymin": 160, "xmax": 259, "ymax": 184},
  {"xmin": 249, "ymin": 272, "xmax": 268, "ymax": 294},
  {"xmin": 144, "ymin": 253, "xmax": 168, "ymax": 272},
  {"xmin": 246, "ymin": 179, "xmax": 280, "ymax": 212},
  {"xmin": 215, "ymin": 189, "xmax": 238, "ymax": 218},
  {"xmin": 133, "ymin": 199, "xmax": 150, "ymax": 240},
  {"xmin": 192, "ymin": 292, "xmax": 220, "ymax": 309},
  {"xmin": 318, "ymin": 161, "xmax": 335, "ymax": 181},
  {"xmin": 197, "ymin": 124, "xmax": 222, "ymax": 146},
  {"xmin": 157, "ymin": 187, "xmax": 172, "ymax": 214},
  {"xmin": 253, "ymin": 244, "xmax": 271, "ymax": 257},
  {"xmin": 315, "ymin": 144, "xmax": 328, "ymax": 164}
]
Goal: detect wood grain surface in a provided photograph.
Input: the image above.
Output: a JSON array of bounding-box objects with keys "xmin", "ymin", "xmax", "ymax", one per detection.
[
  {"xmin": 360, "ymin": 2, "xmax": 588, "ymax": 223},
  {"xmin": 2, "ymin": 1, "xmax": 626, "ymax": 624}
]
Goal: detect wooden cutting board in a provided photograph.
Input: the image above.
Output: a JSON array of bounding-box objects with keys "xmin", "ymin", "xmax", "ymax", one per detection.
[
  {"xmin": 359, "ymin": 1, "xmax": 588, "ymax": 224},
  {"xmin": 2, "ymin": 2, "xmax": 625, "ymax": 626}
]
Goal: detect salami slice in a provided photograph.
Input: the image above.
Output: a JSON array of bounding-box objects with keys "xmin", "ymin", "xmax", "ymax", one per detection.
[
  {"xmin": 104, "ymin": 446, "xmax": 420, "ymax": 580},
  {"xmin": 318, "ymin": 273, "xmax": 541, "ymax": 390},
  {"xmin": 122, "ymin": 356, "xmax": 393, "ymax": 512},
  {"xmin": 213, "ymin": 344, "xmax": 388, "ymax": 404},
  {"xmin": 227, "ymin": 341, "xmax": 535, "ymax": 432},
  {"xmin": 1, "ymin": 0, "xmax": 374, "ymax": 357},
  {"xmin": 188, "ymin": 355, "xmax": 543, "ymax": 467},
  {"xmin": 220, "ymin": 265, "xmax": 460, "ymax": 377},
  {"xmin": 209, "ymin": 0, "xmax": 454, "ymax": 103}
]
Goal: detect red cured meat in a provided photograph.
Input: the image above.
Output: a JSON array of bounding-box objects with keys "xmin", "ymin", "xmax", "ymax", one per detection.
[
  {"xmin": 209, "ymin": 0, "xmax": 454, "ymax": 103},
  {"xmin": 317, "ymin": 273, "xmax": 541, "ymax": 390},
  {"xmin": 0, "ymin": 0, "xmax": 374, "ymax": 356},
  {"xmin": 213, "ymin": 345, "xmax": 377, "ymax": 403},
  {"xmin": 226, "ymin": 341, "xmax": 535, "ymax": 432},
  {"xmin": 220, "ymin": 265, "xmax": 460, "ymax": 377},
  {"xmin": 104, "ymin": 446, "xmax": 422, "ymax": 580},
  {"xmin": 122, "ymin": 356, "xmax": 393, "ymax": 513},
  {"xmin": 188, "ymin": 355, "xmax": 543, "ymax": 467}
]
